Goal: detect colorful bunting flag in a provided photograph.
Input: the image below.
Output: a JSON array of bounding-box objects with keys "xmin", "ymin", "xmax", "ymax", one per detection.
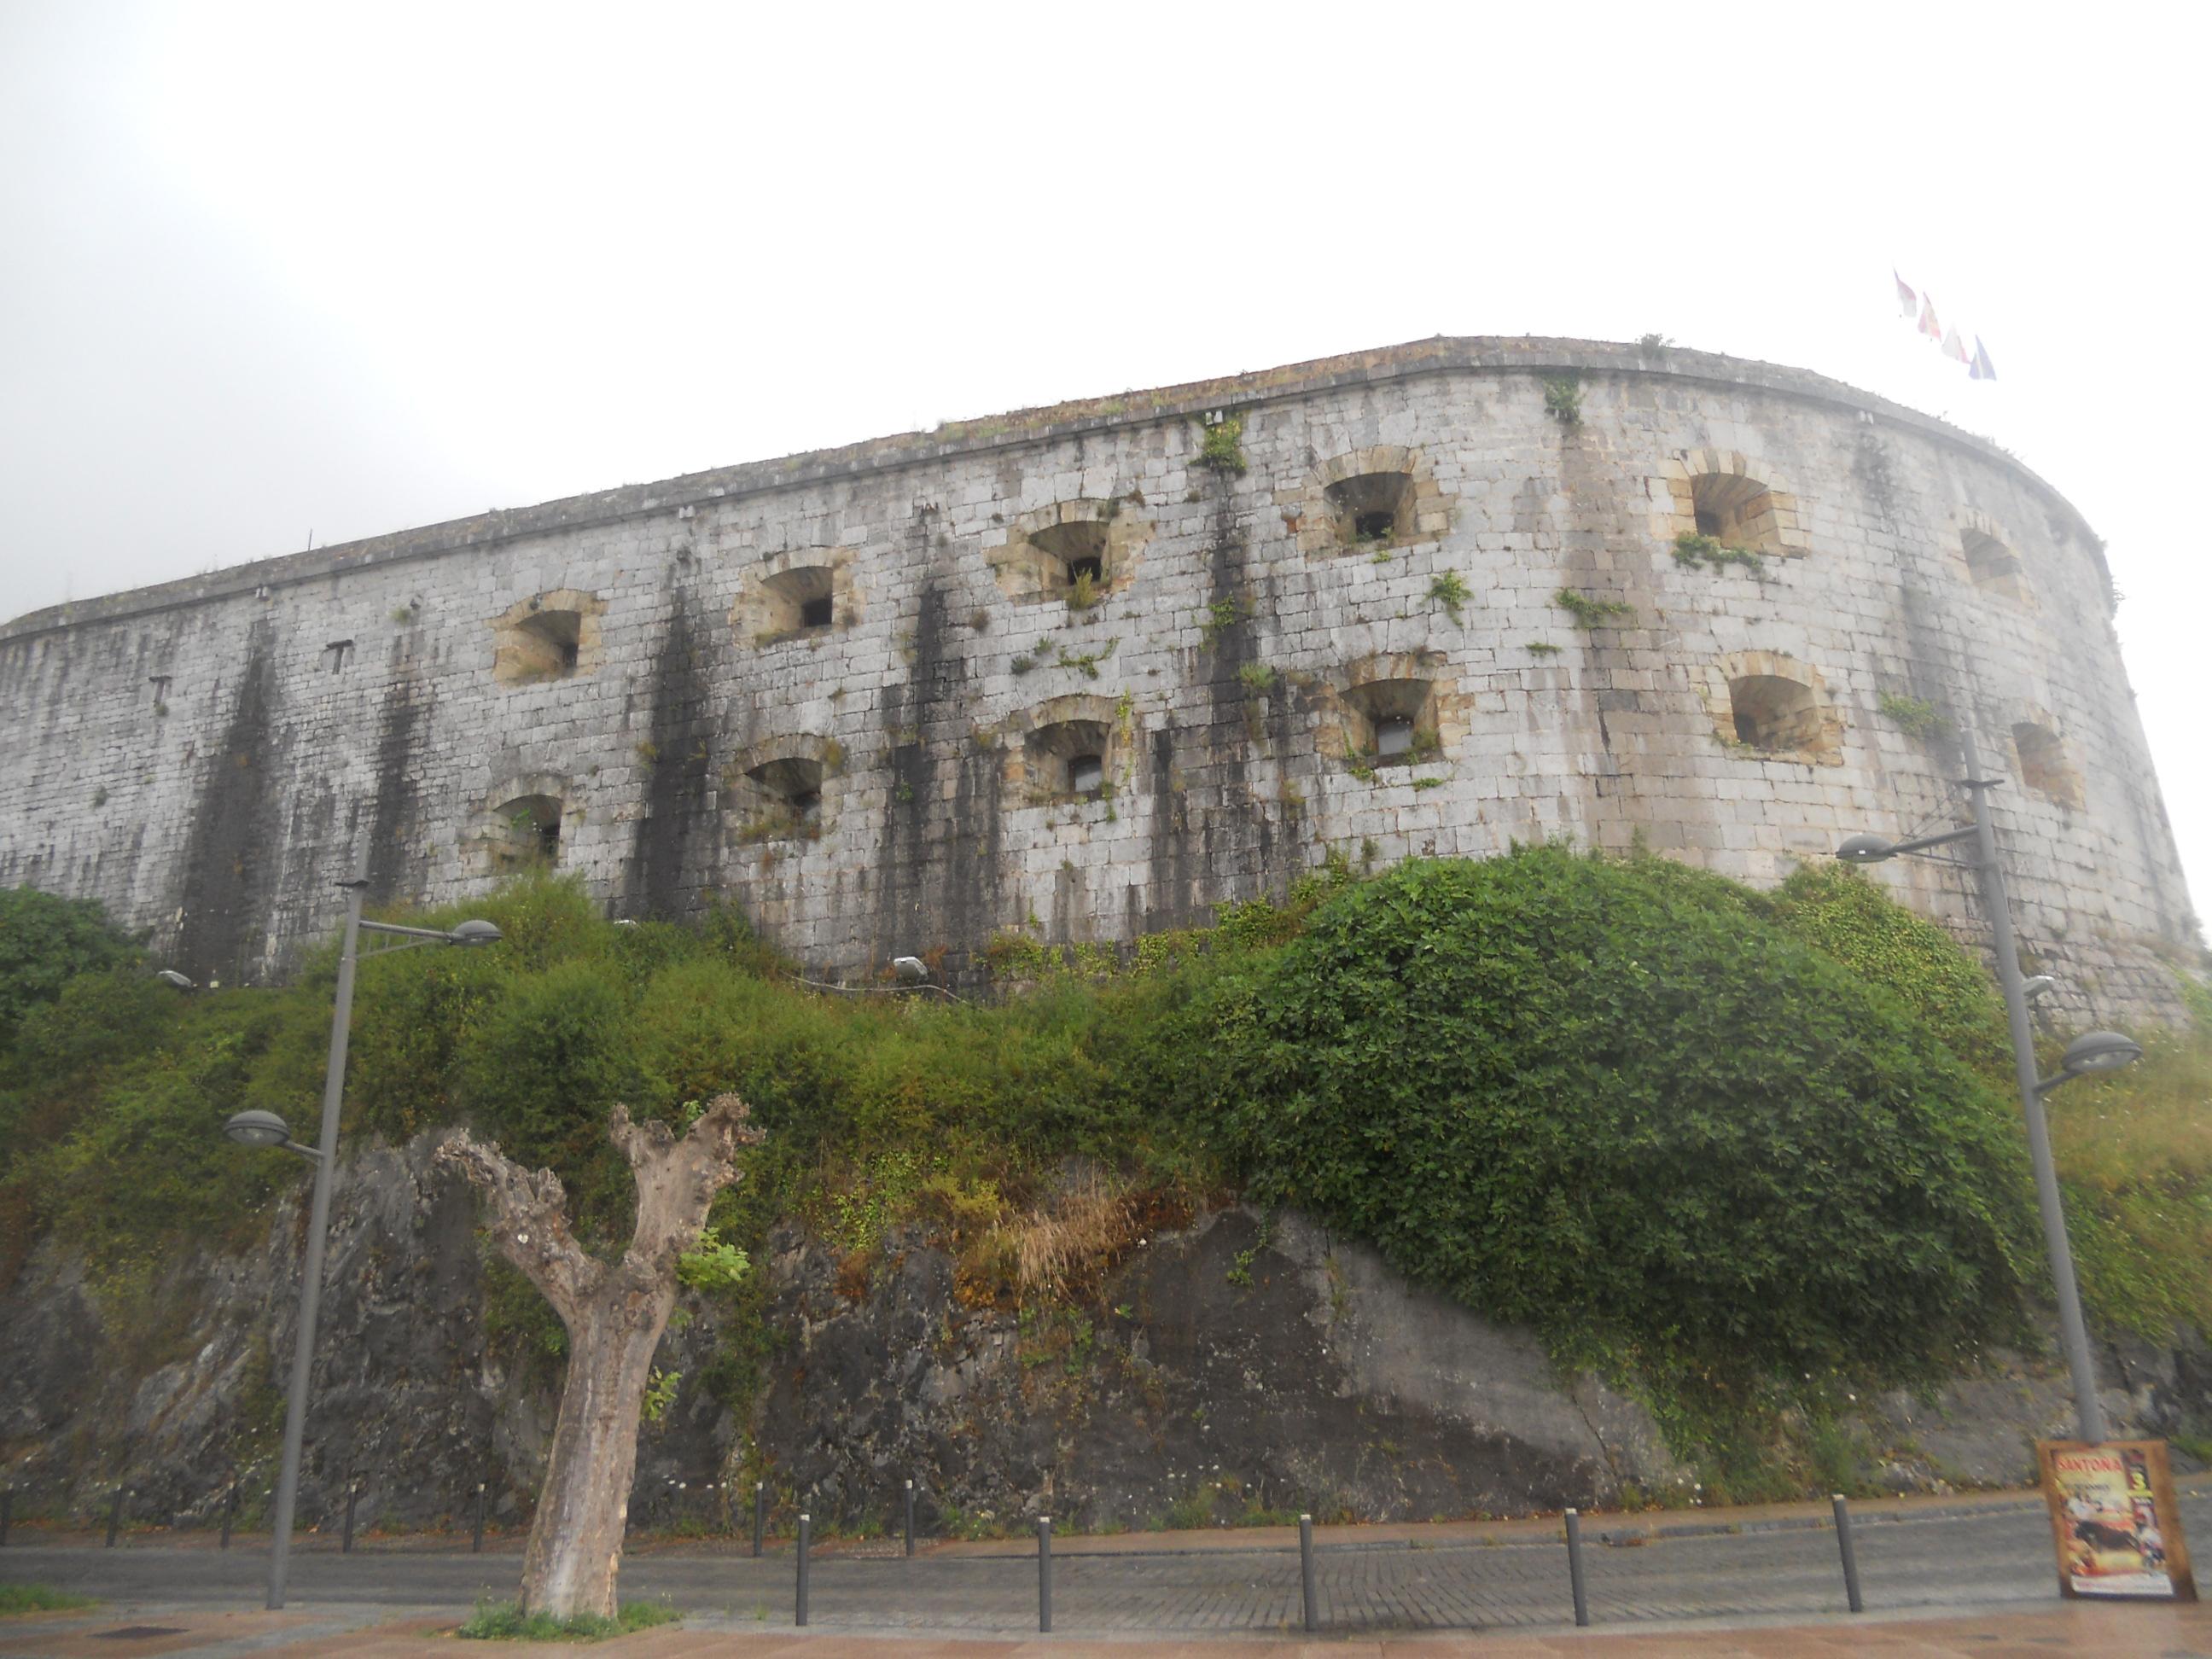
[{"xmin": 1895, "ymin": 269, "xmax": 1999, "ymax": 381}]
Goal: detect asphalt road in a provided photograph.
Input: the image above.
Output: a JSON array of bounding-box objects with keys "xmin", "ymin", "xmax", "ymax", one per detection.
[{"xmin": 6, "ymin": 1494, "xmax": 2202, "ymax": 1635}]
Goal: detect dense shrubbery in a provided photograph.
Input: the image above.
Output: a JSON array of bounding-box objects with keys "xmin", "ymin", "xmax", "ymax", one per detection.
[
  {"xmin": 1196, "ymin": 850, "xmax": 2034, "ymax": 1388},
  {"xmin": 2, "ymin": 853, "xmax": 2207, "ymax": 1476}
]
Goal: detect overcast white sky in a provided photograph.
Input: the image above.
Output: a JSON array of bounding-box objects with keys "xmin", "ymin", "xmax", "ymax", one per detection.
[{"xmin": 3, "ymin": 3, "xmax": 2206, "ymax": 923}]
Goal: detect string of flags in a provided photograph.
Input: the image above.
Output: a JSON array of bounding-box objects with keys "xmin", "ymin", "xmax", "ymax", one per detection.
[{"xmin": 1894, "ymin": 271, "xmax": 1996, "ymax": 380}]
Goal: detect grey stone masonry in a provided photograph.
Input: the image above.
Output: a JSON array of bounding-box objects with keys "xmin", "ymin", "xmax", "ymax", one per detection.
[{"xmin": 0, "ymin": 336, "xmax": 2196, "ymax": 1021}]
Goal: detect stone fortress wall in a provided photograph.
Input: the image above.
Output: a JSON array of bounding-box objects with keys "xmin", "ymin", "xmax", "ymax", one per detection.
[{"xmin": 0, "ymin": 337, "xmax": 2196, "ymax": 1022}]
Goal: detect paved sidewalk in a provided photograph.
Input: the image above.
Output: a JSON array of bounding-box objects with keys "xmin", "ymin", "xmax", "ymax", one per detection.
[{"xmin": 1, "ymin": 1599, "xmax": 2209, "ymax": 1656}]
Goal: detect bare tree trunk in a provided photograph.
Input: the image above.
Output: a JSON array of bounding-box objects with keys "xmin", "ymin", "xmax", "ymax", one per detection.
[{"xmin": 439, "ymin": 1095, "xmax": 760, "ymax": 1621}]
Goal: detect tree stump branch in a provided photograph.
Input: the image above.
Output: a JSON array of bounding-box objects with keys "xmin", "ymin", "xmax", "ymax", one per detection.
[{"xmin": 437, "ymin": 1092, "xmax": 761, "ymax": 1618}]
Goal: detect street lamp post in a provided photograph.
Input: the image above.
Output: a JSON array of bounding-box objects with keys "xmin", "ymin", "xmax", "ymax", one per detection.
[
  {"xmin": 1837, "ymin": 725, "xmax": 2139, "ymax": 1444},
  {"xmin": 220, "ymin": 851, "xmax": 499, "ymax": 1610}
]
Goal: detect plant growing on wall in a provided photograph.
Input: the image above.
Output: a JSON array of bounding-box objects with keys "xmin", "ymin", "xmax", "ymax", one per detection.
[
  {"xmin": 1877, "ymin": 692, "xmax": 1947, "ymax": 738},
  {"xmin": 1671, "ymin": 532, "xmax": 1764, "ymax": 575},
  {"xmin": 1196, "ymin": 416, "xmax": 1247, "ymax": 475},
  {"xmin": 1428, "ymin": 571, "xmax": 1472, "ymax": 622},
  {"xmin": 439, "ymin": 1096, "xmax": 761, "ymax": 1620},
  {"xmin": 1542, "ymin": 375, "xmax": 1583, "ymax": 427},
  {"xmin": 1554, "ymin": 588, "xmax": 1635, "ymax": 629}
]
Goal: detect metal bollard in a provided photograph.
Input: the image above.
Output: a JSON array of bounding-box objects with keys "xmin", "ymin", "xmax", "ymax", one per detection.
[
  {"xmin": 1299, "ymin": 1513, "xmax": 1318, "ymax": 1633},
  {"xmin": 1038, "ymin": 1515, "xmax": 1053, "ymax": 1633},
  {"xmin": 795, "ymin": 1513, "xmax": 811, "ymax": 1627},
  {"xmin": 753, "ymin": 1481, "xmax": 765, "ymax": 1559},
  {"xmin": 221, "ymin": 1481, "xmax": 238, "ymax": 1551},
  {"xmin": 106, "ymin": 1486, "xmax": 125, "ymax": 1548},
  {"xmin": 1564, "ymin": 1507, "xmax": 1590, "ymax": 1627},
  {"xmin": 1831, "ymin": 1493, "xmax": 1864, "ymax": 1614},
  {"xmin": 472, "ymin": 1483, "xmax": 486, "ymax": 1555},
  {"xmin": 342, "ymin": 1481, "xmax": 358, "ymax": 1553},
  {"xmin": 904, "ymin": 1478, "xmax": 915, "ymax": 1557}
]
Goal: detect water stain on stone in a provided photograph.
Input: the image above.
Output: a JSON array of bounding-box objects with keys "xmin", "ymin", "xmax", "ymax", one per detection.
[
  {"xmin": 630, "ymin": 591, "xmax": 715, "ymax": 920},
  {"xmin": 174, "ymin": 633, "xmax": 280, "ymax": 986}
]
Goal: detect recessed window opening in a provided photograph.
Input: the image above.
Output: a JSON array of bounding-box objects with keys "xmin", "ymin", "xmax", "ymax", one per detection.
[
  {"xmin": 1964, "ymin": 530, "xmax": 2023, "ymax": 589},
  {"xmin": 1727, "ymin": 675, "xmax": 1821, "ymax": 753},
  {"xmin": 760, "ymin": 567, "xmax": 837, "ymax": 639},
  {"xmin": 1031, "ymin": 521, "xmax": 1110, "ymax": 594},
  {"xmin": 1343, "ymin": 678, "xmax": 1439, "ymax": 765},
  {"xmin": 494, "ymin": 795, "xmax": 562, "ymax": 868},
  {"xmin": 748, "ymin": 756, "xmax": 824, "ymax": 810},
  {"xmin": 323, "ymin": 639, "xmax": 354, "ymax": 674},
  {"xmin": 1023, "ymin": 717, "xmax": 1113, "ymax": 800},
  {"xmin": 510, "ymin": 609, "xmax": 583, "ymax": 680},
  {"xmin": 2012, "ymin": 723, "xmax": 2081, "ymax": 808},
  {"xmin": 1325, "ymin": 472, "xmax": 1416, "ymax": 549},
  {"xmin": 1689, "ymin": 474, "xmax": 1780, "ymax": 552}
]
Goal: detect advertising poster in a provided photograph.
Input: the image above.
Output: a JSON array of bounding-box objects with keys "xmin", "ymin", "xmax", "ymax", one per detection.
[{"xmin": 2037, "ymin": 1440, "xmax": 2197, "ymax": 1600}]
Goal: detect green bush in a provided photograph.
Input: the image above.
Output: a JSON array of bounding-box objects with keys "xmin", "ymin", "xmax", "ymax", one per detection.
[
  {"xmin": 1198, "ymin": 848, "xmax": 2034, "ymax": 1388},
  {"xmin": 13, "ymin": 853, "xmax": 2206, "ymax": 1477},
  {"xmin": 0, "ymin": 887, "xmax": 141, "ymax": 1051}
]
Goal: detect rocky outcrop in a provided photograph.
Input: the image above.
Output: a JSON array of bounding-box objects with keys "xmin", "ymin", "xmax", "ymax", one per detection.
[{"xmin": 3, "ymin": 1136, "xmax": 2207, "ymax": 1534}]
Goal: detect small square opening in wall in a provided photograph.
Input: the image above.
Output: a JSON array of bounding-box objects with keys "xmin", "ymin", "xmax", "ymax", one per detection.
[
  {"xmin": 758, "ymin": 567, "xmax": 838, "ymax": 641},
  {"xmin": 1030, "ymin": 521, "xmax": 1112, "ymax": 597},
  {"xmin": 1342, "ymin": 678, "xmax": 1441, "ymax": 767},
  {"xmin": 496, "ymin": 609, "xmax": 584, "ymax": 683},
  {"xmin": 493, "ymin": 795, "xmax": 563, "ymax": 868},
  {"xmin": 1691, "ymin": 473, "xmax": 1782, "ymax": 553},
  {"xmin": 1324, "ymin": 472, "xmax": 1416, "ymax": 549},
  {"xmin": 1728, "ymin": 675, "xmax": 1828, "ymax": 754},
  {"xmin": 1069, "ymin": 753, "xmax": 1104, "ymax": 794}
]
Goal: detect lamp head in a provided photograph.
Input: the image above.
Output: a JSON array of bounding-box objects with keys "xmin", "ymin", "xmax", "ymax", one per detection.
[
  {"xmin": 154, "ymin": 969, "xmax": 197, "ymax": 990},
  {"xmin": 445, "ymin": 919, "xmax": 502, "ymax": 947},
  {"xmin": 2061, "ymin": 1030, "xmax": 2143, "ymax": 1076},
  {"xmin": 1834, "ymin": 834, "xmax": 1897, "ymax": 864},
  {"xmin": 891, "ymin": 956, "xmax": 928, "ymax": 984},
  {"xmin": 224, "ymin": 1109, "xmax": 294, "ymax": 1149},
  {"xmin": 2021, "ymin": 975, "xmax": 2058, "ymax": 1002}
]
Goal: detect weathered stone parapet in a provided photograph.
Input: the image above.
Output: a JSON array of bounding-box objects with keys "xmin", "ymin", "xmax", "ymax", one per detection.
[{"xmin": 0, "ymin": 339, "xmax": 2191, "ymax": 1025}]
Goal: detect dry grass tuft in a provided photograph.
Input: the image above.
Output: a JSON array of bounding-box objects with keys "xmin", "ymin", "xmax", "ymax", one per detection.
[{"xmin": 953, "ymin": 1173, "xmax": 1144, "ymax": 1307}]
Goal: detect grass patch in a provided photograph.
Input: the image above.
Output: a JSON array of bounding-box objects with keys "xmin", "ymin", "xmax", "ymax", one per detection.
[
  {"xmin": 454, "ymin": 1599, "xmax": 680, "ymax": 1642},
  {"xmin": 0, "ymin": 1585, "xmax": 96, "ymax": 1615}
]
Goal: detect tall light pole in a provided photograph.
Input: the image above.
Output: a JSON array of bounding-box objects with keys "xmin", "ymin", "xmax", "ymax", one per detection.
[
  {"xmin": 220, "ymin": 850, "xmax": 501, "ymax": 1610},
  {"xmin": 1838, "ymin": 725, "xmax": 2139, "ymax": 1444}
]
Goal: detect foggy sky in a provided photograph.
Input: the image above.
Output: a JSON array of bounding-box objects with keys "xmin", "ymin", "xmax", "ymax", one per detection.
[{"xmin": 4, "ymin": 1, "xmax": 2207, "ymax": 927}]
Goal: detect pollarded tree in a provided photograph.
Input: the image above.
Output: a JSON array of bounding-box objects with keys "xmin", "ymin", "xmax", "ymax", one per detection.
[{"xmin": 439, "ymin": 1093, "xmax": 761, "ymax": 1619}]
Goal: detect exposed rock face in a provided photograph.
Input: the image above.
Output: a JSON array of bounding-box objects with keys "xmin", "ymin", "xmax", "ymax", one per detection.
[{"xmin": 2, "ymin": 1138, "xmax": 2206, "ymax": 1534}]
